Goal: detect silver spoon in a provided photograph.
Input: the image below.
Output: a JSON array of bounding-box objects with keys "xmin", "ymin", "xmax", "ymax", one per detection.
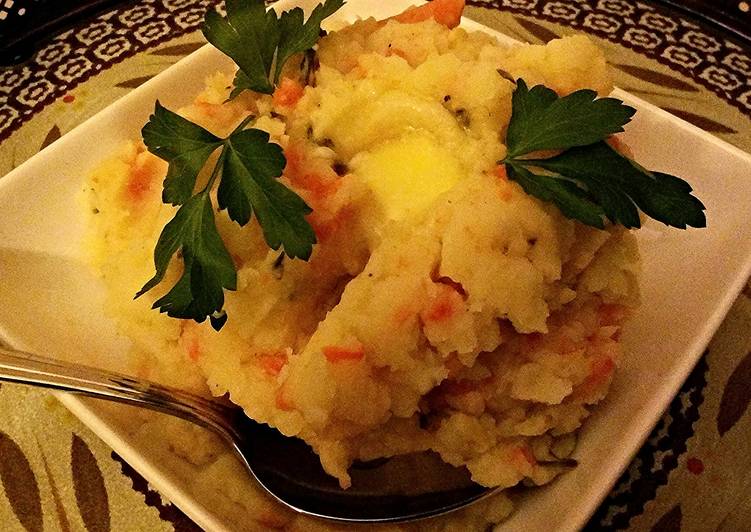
[{"xmin": 0, "ymin": 344, "xmax": 495, "ymax": 523}]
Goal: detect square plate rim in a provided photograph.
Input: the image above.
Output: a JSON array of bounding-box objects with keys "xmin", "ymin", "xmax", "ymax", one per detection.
[{"xmin": 1, "ymin": 1, "xmax": 750, "ymax": 531}]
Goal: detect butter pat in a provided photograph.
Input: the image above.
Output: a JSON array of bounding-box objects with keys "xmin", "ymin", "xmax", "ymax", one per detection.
[{"xmin": 353, "ymin": 132, "xmax": 465, "ymax": 221}]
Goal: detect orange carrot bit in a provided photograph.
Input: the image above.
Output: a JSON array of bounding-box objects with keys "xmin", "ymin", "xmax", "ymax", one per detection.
[
  {"xmin": 273, "ymin": 77, "xmax": 305, "ymax": 108},
  {"xmin": 178, "ymin": 323, "xmax": 201, "ymax": 362},
  {"xmin": 322, "ymin": 342, "xmax": 365, "ymax": 363},
  {"xmin": 294, "ymin": 172, "xmax": 340, "ymax": 200},
  {"xmin": 259, "ymin": 352, "xmax": 288, "ymax": 376},
  {"xmin": 586, "ymin": 356, "xmax": 615, "ymax": 389},
  {"xmin": 275, "ymin": 386, "xmax": 294, "ymax": 411},
  {"xmin": 514, "ymin": 446, "xmax": 537, "ymax": 466},
  {"xmin": 393, "ymin": 0, "xmax": 465, "ymax": 29},
  {"xmin": 494, "ymin": 164, "xmax": 508, "ymax": 181},
  {"xmin": 421, "ymin": 283, "xmax": 463, "ymax": 322},
  {"xmin": 125, "ymin": 153, "xmax": 161, "ymax": 203},
  {"xmin": 493, "ymin": 164, "xmax": 514, "ymax": 201},
  {"xmin": 283, "ymin": 141, "xmax": 305, "ymax": 178},
  {"xmin": 393, "ymin": 303, "xmax": 417, "ymax": 326},
  {"xmin": 187, "ymin": 337, "xmax": 201, "ymax": 362},
  {"xmin": 310, "ymin": 207, "xmax": 352, "ymax": 243},
  {"xmin": 598, "ymin": 303, "xmax": 627, "ymax": 326},
  {"xmin": 424, "ymin": 298, "xmax": 455, "ymax": 322}
]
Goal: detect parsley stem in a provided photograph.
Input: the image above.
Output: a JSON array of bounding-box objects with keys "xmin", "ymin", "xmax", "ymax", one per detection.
[
  {"xmin": 233, "ymin": 114, "xmax": 256, "ymax": 134},
  {"xmin": 203, "ymin": 149, "xmax": 227, "ymax": 194}
]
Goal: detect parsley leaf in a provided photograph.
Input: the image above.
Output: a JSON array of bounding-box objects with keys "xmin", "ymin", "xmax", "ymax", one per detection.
[
  {"xmin": 506, "ymin": 163, "xmax": 606, "ymax": 228},
  {"xmin": 136, "ymin": 193, "xmax": 236, "ymax": 323},
  {"xmin": 505, "ymin": 79, "xmax": 635, "ymax": 159},
  {"xmin": 220, "ymin": 129, "xmax": 315, "ymax": 259},
  {"xmin": 203, "ymin": 0, "xmax": 278, "ymax": 94},
  {"xmin": 503, "ymin": 80, "xmax": 706, "ymax": 230},
  {"xmin": 275, "ymin": 0, "xmax": 345, "ymax": 84},
  {"xmin": 141, "ymin": 101, "xmax": 222, "ymax": 205},
  {"xmin": 203, "ymin": 0, "xmax": 344, "ymax": 97},
  {"xmin": 138, "ymin": 103, "xmax": 315, "ymax": 328}
]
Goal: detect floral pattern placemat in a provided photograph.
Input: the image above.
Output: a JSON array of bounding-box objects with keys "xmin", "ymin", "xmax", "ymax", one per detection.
[{"xmin": 1, "ymin": 1, "xmax": 750, "ymax": 531}]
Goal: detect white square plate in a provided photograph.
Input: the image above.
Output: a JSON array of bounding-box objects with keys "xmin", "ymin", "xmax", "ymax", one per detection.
[{"xmin": 1, "ymin": 1, "xmax": 750, "ymax": 530}]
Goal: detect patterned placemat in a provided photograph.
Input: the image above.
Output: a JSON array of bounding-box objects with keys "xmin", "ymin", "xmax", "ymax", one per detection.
[{"xmin": 1, "ymin": 1, "xmax": 750, "ymax": 531}]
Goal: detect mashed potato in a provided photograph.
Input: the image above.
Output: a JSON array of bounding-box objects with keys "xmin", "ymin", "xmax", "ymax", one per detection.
[{"xmin": 84, "ymin": 10, "xmax": 639, "ymax": 528}]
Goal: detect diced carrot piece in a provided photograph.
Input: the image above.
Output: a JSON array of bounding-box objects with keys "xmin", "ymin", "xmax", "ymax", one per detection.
[
  {"xmin": 425, "ymin": 299, "xmax": 454, "ymax": 321},
  {"xmin": 394, "ymin": 303, "xmax": 417, "ymax": 325},
  {"xmin": 275, "ymin": 386, "xmax": 294, "ymax": 411},
  {"xmin": 309, "ymin": 208, "xmax": 352, "ymax": 243},
  {"xmin": 495, "ymin": 164, "xmax": 508, "ymax": 181},
  {"xmin": 322, "ymin": 342, "xmax": 365, "ymax": 363},
  {"xmin": 187, "ymin": 337, "xmax": 201, "ymax": 362},
  {"xmin": 294, "ymin": 172, "xmax": 340, "ymax": 200},
  {"xmin": 179, "ymin": 323, "xmax": 201, "ymax": 362},
  {"xmin": 515, "ymin": 446, "xmax": 537, "ymax": 466},
  {"xmin": 589, "ymin": 356, "xmax": 615, "ymax": 382},
  {"xmin": 273, "ymin": 77, "xmax": 305, "ymax": 108},
  {"xmin": 125, "ymin": 153, "xmax": 161, "ymax": 203},
  {"xmin": 259, "ymin": 353, "xmax": 288, "ymax": 376},
  {"xmin": 421, "ymin": 283, "xmax": 463, "ymax": 322},
  {"xmin": 283, "ymin": 142, "xmax": 305, "ymax": 177},
  {"xmin": 393, "ymin": 0, "xmax": 465, "ymax": 28},
  {"xmin": 493, "ymin": 164, "xmax": 514, "ymax": 201}
]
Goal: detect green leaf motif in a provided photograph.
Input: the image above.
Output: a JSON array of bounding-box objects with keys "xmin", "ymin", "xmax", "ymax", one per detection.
[
  {"xmin": 660, "ymin": 106, "xmax": 738, "ymax": 134},
  {"xmin": 39, "ymin": 124, "xmax": 61, "ymax": 151},
  {"xmin": 149, "ymin": 42, "xmax": 205, "ymax": 57},
  {"xmin": 505, "ymin": 79, "xmax": 635, "ymax": 159},
  {"xmin": 514, "ymin": 16, "xmax": 560, "ymax": 43},
  {"xmin": 142, "ymin": 101, "xmax": 222, "ymax": 205},
  {"xmin": 717, "ymin": 350, "xmax": 751, "ymax": 436},
  {"xmin": 115, "ymin": 75, "xmax": 155, "ymax": 89},
  {"xmin": 0, "ymin": 430, "xmax": 43, "ymax": 532},
  {"xmin": 613, "ymin": 63, "xmax": 698, "ymax": 93},
  {"xmin": 71, "ymin": 435, "xmax": 110, "ymax": 532},
  {"xmin": 650, "ymin": 504, "xmax": 682, "ymax": 532}
]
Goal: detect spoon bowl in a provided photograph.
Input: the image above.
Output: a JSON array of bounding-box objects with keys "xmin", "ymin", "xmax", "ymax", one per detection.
[{"xmin": 0, "ymin": 345, "xmax": 495, "ymax": 523}]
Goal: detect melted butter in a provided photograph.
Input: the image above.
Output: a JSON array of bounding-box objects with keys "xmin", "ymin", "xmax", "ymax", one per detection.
[{"xmin": 354, "ymin": 132, "xmax": 465, "ymax": 221}]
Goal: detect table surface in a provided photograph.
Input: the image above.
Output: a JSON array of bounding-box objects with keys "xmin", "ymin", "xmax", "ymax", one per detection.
[{"xmin": 1, "ymin": 1, "xmax": 750, "ymax": 531}]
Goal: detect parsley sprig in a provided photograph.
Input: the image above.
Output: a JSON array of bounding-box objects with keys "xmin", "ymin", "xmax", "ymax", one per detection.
[
  {"xmin": 137, "ymin": 103, "xmax": 315, "ymax": 329},
  {"xmin": 136, "ymin": 0, "xmax": 343, "ymax": 329},
  {"xmin": 502, "ymin": 79, "xmax": 706, "ymax": 229},
  {"xmin": 203, "ymin": 0, "xmax": 344, "ymax": 97}
]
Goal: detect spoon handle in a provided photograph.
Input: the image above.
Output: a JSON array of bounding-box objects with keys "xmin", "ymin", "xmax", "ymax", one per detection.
[{"xmin": 0, "ymin": 344, "xmax": 235, "ymax": 437}]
